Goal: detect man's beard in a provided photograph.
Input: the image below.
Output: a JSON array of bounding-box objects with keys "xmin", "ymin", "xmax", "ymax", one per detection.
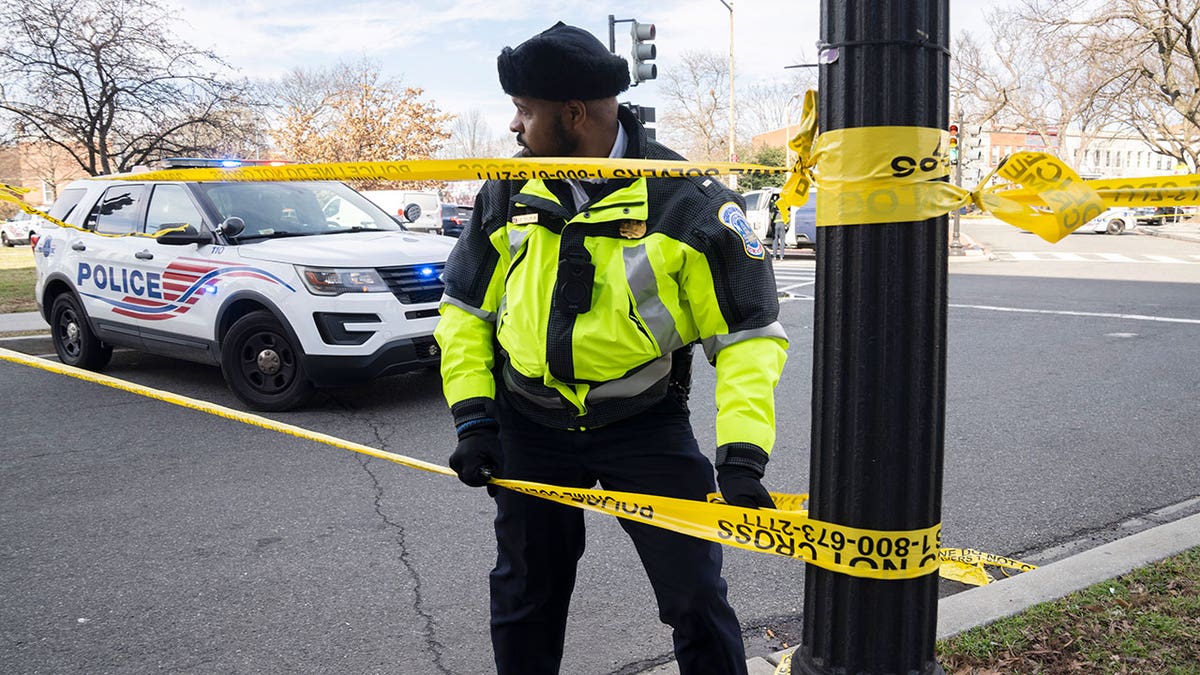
[{"xmin": 516, "ymin": 118, "xmax": 578, "ymax": 157}]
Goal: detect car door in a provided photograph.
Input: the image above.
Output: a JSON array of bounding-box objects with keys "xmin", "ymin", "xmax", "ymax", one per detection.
[
  {"xmin": 75, "ymin": 183, "xmax": 151, "ymax": 347},
  {"xmin": 137, "ymin": 183, "xmax": 226, "ymax": 360}
]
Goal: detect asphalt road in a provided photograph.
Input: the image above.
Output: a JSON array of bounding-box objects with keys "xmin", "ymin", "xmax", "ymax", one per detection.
[{"xmin": 2, "ymin": 220, "xmax": 1199, "ymax": 674}]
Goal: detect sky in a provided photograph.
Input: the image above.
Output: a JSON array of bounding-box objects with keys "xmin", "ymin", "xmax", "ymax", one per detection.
[{"xmin": 170, "ymin": 0, "xmax": 1017, "ymax": 144}]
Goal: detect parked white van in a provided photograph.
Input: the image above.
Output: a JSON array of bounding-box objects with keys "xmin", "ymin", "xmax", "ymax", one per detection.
[
  {"xmin": 360, "ymin": 190, "xmax": 442, "ymax": 234},
  {"xmin": 741, "ymin": 187, "xmax": 818, "ymax": 251}
]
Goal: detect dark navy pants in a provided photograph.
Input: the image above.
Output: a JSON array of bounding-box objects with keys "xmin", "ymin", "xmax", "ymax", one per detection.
[{"xmin": 489, "ymin": 392, "xmax": 748, "ymax": 675}]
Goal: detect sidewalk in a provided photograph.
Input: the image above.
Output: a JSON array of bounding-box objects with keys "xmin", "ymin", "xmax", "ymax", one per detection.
[
  {"xmin": 1135, "ymin": 215, "xmax": 1200, "ymax": 244},
  {"xmin": 948, "ymin": 222, "xmax": 989, "ymax": 260},
  {"xmin": 0, "ymin": 311, "xmax": 48, "ymax": 333}
]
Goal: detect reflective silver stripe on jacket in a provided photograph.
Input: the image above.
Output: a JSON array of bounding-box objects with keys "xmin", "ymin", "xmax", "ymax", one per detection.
[
  {"xmin": 440, "ymin": 294, "xmax": 496, "ymax": 323},
  {"xmin": 588, "ymin": 353, "xmax": 672, "ymax": 402},
  {"xmin": 503, "ymin": 353, "xmax": 672, "ymax": 408},
  {"xmin": 622, "ymin": 245, "xmax": 684, "ymax": 354},
  {"xmin": 701, "ymin": 322, "xmax": 788, "ymax": 360},
  {"xmin": 502, "ymin": 364, "xmax": 565, "ymax": 408},
  {"xmin": 508, "ymin": 228, "xmax": 531, "ymax": 258}
]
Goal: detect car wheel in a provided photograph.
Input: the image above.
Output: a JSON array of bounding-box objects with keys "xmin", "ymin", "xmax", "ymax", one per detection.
[
  {"xmin": 1, "ymin": 232, "xmax": 11, "ymax": 247},
  {"xmin": 51, "ymin": 293, "xmax": 113, "ymax": 370},
  {"xmin": 1106, "ymin": 219, "xmax": 1125, "ymax": 235},
  {"xmin": 221, "ymin": 310, "xmax": 313, "ymax": 411}
]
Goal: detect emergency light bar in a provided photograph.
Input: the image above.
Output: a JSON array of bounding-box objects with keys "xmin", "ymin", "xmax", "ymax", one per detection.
[{"xmin": 159, "ymin": 157, "xmax": 291, "ymax": 169}]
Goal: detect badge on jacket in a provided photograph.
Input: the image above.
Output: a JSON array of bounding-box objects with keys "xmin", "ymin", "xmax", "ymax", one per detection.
[
  {"xmin": 618, "ymin": 220, "xmax": 647, "ymax": 239},
  {"xmin": 718, "ymin": 202, "xmax": 765, "ymax": 259}
]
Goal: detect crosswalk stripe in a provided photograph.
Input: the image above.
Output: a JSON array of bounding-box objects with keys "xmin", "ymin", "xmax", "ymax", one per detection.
[
  {"xmin": 998, "ymin": 251, "xmax": 1199, "ymax": 264},
  {"xmin": 1051, "ymin": 252, "xmax": 1088, "ymax": 262}
]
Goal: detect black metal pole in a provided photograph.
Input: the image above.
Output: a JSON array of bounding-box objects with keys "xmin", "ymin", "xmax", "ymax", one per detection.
[{"xmin": 795, "ymin": 2, "xmax": 949, "ymax": 674}]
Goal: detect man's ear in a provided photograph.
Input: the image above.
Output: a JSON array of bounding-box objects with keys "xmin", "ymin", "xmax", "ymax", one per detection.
[{"xmin": 562, "ymin": 100, "xmax": 587, "ymax": 130}]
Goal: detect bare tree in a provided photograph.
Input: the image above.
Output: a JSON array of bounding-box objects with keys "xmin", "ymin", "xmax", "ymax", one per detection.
[
  {"xmin": 0, "ymin": 0, "xmax": 257, "ymax": 175},
  {"xmin": 739, "ymin": 67, "xmax": 818, "ymax": 139},
  {"xmin": 659, "ymin": 50, "xmax": 734, "ymax": 161},
  {"xmin": 447, "ymin": 108, "xmax": 506, "ymax": 158},
  {"xmin": 1015, "ymin": 0, "xmax": 1200, "ymax": 170},
  {"xmin": 1090, "ymin": 0, "xmax": 1199, "ymax": 169},
  {"xmin": 953, "ymin": 4, "xmax": 1119, "ymax": 164},
  {"xmin": 267, "ymin": 59, "xmax": 454, "ymax": 191}
]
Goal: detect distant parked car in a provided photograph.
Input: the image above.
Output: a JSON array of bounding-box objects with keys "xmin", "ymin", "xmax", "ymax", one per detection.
[
  {"xmin": 1136, "ymin": 206, "xmax": 1183, "ymax": 226},
  {"xmin": 1078, "ymin": 207, "xmax": 1138, "ymax": 235},
  {"xmin": 440, "ymin": 204, "xmax": 473, "ymax": 238},
  {"xmin": 359, "ymin": 190, "xmax": 442, "ymax": 234},
  {"xmin": 2, "ymin": 210, "xmax": 41, "ymax": 247},
  {"xmin": 742, "ymin": 187, "xmax": 817, "ymax": 251}
]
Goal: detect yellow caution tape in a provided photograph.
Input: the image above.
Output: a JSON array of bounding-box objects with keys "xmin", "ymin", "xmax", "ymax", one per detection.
[
  {"xmin": 937, "ymin": 547, "xmax": 1038, "ymax": 586},
  {"xmin": 9, "ymin": 112, "xmax": 1190, "ymax": 248},
  {"xmin": 777, "ymin": 90, "xmax": 1199, "ymax": 243},
  {"xmin": 0, "ymin": 347, "xmax": 1034, "ymax": 584},
  {"xmin": 104, "ymin": 157, "xmax": 785, "ymax": 184},
  {"xmin": 0, "ymin": 182, "xmax": 191, "ymax": 239},
  {"xmin": 1, "ymin": 183, "xmax": 75, "ymax": 231}
]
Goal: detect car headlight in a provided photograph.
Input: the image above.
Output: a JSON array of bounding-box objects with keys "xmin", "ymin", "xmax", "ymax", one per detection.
[{"xmin": 297, "ymin": 266, "xmax": 389, "ymax": 295}]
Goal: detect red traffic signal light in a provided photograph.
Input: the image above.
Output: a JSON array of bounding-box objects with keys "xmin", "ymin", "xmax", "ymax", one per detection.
[{"xmin": 948, "ymin": 123, "xmax": 959, "ymax": 136}]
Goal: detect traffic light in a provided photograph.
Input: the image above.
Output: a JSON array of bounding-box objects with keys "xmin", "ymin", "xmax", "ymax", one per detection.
[
  {"xmin": 948, "ymin": 123, "xmax": 960, "ymax": 164},
  {"xmin": 962, "ymin": 124, "xmax": 985, "ymax": 162},
  {"xmin": 630, "ymin": 21, "xmax": 657, "ymax": 84},
  {"xmin": 625, "ymin": 104, "xmax": 657, "ymax": 140}
]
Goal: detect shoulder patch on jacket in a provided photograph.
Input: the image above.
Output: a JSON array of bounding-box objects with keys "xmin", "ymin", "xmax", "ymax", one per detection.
[{"xmin": 718, "ymin": 202, "xmax": 765, "ymax": 260}]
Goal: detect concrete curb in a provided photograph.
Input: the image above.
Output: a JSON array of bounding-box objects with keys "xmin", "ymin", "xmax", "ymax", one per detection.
[
  {"xmin": 1135, "ymin": 227, "xmax": 1200, "ymax": 245},
  {"xmin": 936, "ymin": 509, "xmax": 1200, "ymax": 641}
]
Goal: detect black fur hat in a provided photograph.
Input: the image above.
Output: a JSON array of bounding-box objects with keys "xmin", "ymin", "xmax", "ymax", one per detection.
[{"xmin": 498, "ymin": 22, "xmax": 631, "ymax": 101}]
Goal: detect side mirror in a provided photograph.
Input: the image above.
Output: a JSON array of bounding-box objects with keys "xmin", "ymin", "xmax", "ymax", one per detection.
[
  {"xmin": 156, "ymin": 225, "xmax": 214, "ymax": 246},
  {"xmin": 323, "ymin": 200, "xmax": 341, "ymax": 217},
  {"xmin": 219, "ymin": 216, "xmax": 246, "ymax": 238}
]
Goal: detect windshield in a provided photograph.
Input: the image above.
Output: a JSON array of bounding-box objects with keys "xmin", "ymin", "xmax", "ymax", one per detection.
[{"xmin": 195, "ymin": 181, "xmax": 403, "ymax": 239}]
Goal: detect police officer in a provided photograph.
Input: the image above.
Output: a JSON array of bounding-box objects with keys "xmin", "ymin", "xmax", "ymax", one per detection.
[{"xmin": 434, "ymin": 22, "xmax": 788, "ymax": 675}]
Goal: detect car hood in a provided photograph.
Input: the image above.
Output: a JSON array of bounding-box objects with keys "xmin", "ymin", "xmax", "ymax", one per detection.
[{"xmin": 235, "ymin": 231, "xmax": 454, "ymax": 266}]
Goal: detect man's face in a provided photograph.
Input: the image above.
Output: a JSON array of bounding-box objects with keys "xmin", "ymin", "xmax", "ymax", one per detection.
[{"xmin": 509, "ymin": 96, "xmax": 578, "ymax": 157}]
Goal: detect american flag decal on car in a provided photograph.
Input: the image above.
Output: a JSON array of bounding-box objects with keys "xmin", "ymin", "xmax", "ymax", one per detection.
[{"xmin": 82, "ymin": 257, "xmax": 296, "ymax": 321}]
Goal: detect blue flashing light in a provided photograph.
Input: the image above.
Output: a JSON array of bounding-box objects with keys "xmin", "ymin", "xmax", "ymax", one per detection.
[
  {"xmin": 419, "ymin": 266, "xmax": 435, "ymax": 278},
  {"xmin": 220, "ymin": 159, "xmax": 243, "ymax": 168}
]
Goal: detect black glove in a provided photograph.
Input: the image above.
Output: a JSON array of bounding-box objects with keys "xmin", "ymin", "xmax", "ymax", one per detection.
[
  {"xmin": 449, "ymin": 398, "xmax": 502, "ymax": 488},
  {"xmin": 450, "ymin": 427, "xmax": 502, "ymax": 487},
  {"xmin": 716, "ymin": 443, "xmax": 776, "ymax": 509}
]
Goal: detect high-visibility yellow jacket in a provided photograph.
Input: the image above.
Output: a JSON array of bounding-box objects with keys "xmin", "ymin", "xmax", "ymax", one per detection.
[{"xmin": 435, "ymin": 113, "xmax": 787, "ymax": 455}]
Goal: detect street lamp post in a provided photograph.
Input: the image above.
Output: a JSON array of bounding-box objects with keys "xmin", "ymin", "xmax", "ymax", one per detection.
[
  {"xmin": 949, "ymin": 106, "xmax": 964, "ymax": 255},
  {"xmin": 718, "ymin": 0, "xmax": 736, "ymax": 190},
  {"xmin": 783, "ymin": 92, "xmax": 802, "ymax": 167}
]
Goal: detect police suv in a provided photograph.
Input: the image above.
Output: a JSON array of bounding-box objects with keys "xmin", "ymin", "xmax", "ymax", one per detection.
[{"xmin": 33, "ymin": 160, "xmax": 454, "ymax": 411}]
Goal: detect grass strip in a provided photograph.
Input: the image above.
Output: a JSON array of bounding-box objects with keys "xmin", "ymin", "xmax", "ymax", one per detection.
[
  {"xmin": 939, "ymin": 546, "xmax": 1200, "ymax": 674},
  {"xmin": 0, "ymin": 267, "xmax": 37, "ymax": 313}
]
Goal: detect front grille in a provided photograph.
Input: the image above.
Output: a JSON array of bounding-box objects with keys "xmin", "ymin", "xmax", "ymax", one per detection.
[{"xmin": 377, "ymin": 262, "xmax": 446, "ymax": 304}]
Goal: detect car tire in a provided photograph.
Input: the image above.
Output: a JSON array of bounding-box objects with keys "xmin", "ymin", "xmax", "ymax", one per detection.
[
  {"xmin": 221, "ymin": 310, "xmax": 314, "ymax": 411},
  {"xmin": 1, "ymin": 232, "xmax": 11, "ymax": 247},
  {"xmin": 51, "ymin": 293, "xmax": 113, "ymax": 370},
  {"xmin": 1106, "ymin": 219, "xmax": 1125, "ymax": 235}
]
